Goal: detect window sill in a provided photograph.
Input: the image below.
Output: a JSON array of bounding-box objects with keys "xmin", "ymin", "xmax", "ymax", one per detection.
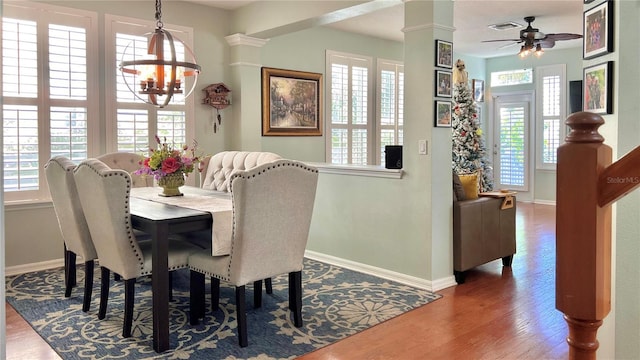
[{"xmin": 306, "ymin": 162, "xmax": 403, "ymax": 179}]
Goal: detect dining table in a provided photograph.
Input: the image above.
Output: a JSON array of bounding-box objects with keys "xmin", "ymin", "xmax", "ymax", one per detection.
[{"xmin": 129, "ymin": 186, "xmax": 232, "ymax": 353}]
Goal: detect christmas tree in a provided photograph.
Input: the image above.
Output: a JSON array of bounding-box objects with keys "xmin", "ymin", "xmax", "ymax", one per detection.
[{"xmin": 451, "ymin": 82, "xmax": 493, "ymax": 192}]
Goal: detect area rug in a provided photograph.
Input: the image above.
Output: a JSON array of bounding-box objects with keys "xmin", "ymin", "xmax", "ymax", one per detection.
[{"xmin": 6, "ymin": 258, "xmax": 441, "ymax": 360}]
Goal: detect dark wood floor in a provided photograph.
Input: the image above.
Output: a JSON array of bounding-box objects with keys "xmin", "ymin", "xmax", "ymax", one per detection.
[{"xmin": 6, "ymin": 202, "xmax": 565, "ymax": 360}]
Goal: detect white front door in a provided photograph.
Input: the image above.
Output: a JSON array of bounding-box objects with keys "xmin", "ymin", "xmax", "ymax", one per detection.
[{"xmin": 493, "ymin": 93, "xmax": 533, "ymax": 201}]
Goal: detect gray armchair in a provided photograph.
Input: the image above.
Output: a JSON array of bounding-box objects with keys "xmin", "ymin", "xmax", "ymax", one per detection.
[{"xmin": 453, "ymin": 173, "xmax": 516, "ymax": 284}]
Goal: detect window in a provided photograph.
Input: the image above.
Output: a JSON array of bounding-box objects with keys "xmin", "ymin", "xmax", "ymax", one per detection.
[
  {"xmin": 105, "ymin": 15, "xmax": 195, "ymax": 156},
  {"xmin": 377, "ymin": 59, "xmax": 404, "ymax": 167},
  {"xmin": 491, "ymin": 68, "xmax": 533, "ymax": 87},
  {"xmin": 326, "ymin": 50, "xmax": 403, "ymax": 166},
  {"xmin": 2, "ymin": 3, "xmax": 98, "ymax": 202},
  {"xmin": 536, "ymin": 64, "xmax": 566, "ymax": 170}
]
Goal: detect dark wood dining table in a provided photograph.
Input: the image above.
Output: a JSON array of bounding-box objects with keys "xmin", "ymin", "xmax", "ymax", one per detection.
[{"xmin": 129, "ymin": 186, "xmax": 228, "ymax": 352}]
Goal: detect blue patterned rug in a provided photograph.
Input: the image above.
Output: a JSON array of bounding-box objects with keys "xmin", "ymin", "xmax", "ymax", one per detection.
[{"xmin": 6, "ymin": 258, "xmax": 440, "ymax": 359}]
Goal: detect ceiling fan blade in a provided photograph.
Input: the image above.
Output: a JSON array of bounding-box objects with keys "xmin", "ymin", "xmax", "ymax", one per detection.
[
  {"xmin": 498, "ymin": 41, "xmax": 522, "ymax": 50},
  {"xmin": 545, "ymin": 33, "xmax": 583, "ymax": 41},
  {"xmin": 538, "ymin": 39, "xmax": 556, "ymax": 48},
  {"xmin": 481, "ymin": 39, "xmax": 522, "ymax": 43}
]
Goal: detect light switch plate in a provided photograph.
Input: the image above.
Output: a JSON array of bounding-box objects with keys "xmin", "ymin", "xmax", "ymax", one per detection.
[{"xmin": 418, "ymin": 140, "xmax": 427, "ymax": 155}]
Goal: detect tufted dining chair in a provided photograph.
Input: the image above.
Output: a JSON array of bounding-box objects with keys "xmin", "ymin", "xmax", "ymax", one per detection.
[
  {"xmin": 199, "ymin": 151, "xmax": 282, "ymax": 191},
  {"xmin": 74, "ymin": 158, "xmax": 199, "ymax": 338},
  {"xmin": 188, "ymin": 159, "xmax": 318, "ymax": 347},
  {"xmin": 97, "ymin": 152, "xmax": 154, "ymax": 187},
  {"xmin": 44, "ymin": 156, "xmax": 98, "ymax": 312}
]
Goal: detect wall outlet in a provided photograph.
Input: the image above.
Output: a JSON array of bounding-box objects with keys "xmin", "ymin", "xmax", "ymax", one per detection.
[{"xmin": 418, "ymin": 140, "xmax": 427, "ymax": 155}]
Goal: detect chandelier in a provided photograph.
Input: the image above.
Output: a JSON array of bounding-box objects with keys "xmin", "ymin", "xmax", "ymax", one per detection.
[
  {"xmin": 518, "ymin": 40, "xmax": 544, "ymax": 58},
  {"xmin": 119, "ymin": 0, "xmax": 201, "ymax": 108}
]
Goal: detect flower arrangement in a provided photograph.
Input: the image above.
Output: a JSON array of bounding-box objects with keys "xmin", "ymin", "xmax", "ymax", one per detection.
[{"xmin": 135, "ymin": 135, "xmax": 202, "ymax": 181}]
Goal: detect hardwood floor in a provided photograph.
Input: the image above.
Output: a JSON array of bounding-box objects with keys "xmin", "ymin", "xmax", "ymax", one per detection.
[{"xmin": 6, "ymin": 202, "xmax": 564, "ymax": 360}]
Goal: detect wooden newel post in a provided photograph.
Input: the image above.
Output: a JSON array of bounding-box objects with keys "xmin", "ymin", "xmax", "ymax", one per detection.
[{"xmin": 556, "ymin": 112, "xmax": 612, "ymax": 360}]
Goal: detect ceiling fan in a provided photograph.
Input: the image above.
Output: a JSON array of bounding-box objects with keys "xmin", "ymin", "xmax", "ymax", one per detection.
[{"xmin": 483, "ymin": 16, "xmax": 582, "ymax": 57}]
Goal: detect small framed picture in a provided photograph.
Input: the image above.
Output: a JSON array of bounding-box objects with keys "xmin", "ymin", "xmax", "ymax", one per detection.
[
  {"xmin": 583, "ymin": 0, "xmax": 613, "ymax": 60},
  {"xmin": 435, "ymin": 40, "xmax": 453, "ymax": 69},
  {"xmin": 434, "ymin": 100, "xmax": 452, "ymax": 127},
  {"xmin": 472, "ymin": 79, "xmax": 484, "ymax": 102},
  {"xmin": 435, "ymin": 70, "xmax": 452, "ymax": 98},
  {"xmin": 583, "ymin": 61, "xmax": 613, "ymax": 114}
]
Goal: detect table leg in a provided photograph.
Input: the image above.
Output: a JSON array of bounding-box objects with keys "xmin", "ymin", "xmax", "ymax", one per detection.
[{"xmin": 151, "ymin": 222, "xmax": 170, "ymax": 353}]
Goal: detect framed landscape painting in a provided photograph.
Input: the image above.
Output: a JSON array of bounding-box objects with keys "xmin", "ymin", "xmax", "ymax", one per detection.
[
  {"xmin": 261, "ymin": 67, "xmax": 323, "ymax": 136},
  {"xmin": 583, "ymin": 61, "xmax": 613, "ymax": 114}
]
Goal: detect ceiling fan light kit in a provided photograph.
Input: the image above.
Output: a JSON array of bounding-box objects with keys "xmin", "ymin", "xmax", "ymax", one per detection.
[{"xmin": 483, "ymin": 16, "xmax": 582, "ymax": 59}]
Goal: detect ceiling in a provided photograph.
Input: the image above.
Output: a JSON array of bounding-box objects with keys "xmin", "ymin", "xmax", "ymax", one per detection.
[{"xmin": 186, "ymin": 0, "xmax": 584, "ymax": 59}]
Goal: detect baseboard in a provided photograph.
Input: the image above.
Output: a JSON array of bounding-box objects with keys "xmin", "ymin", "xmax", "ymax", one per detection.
[
  {"xmin": 305, "ymin": 250, "xmax": 456, "ymax": 292},
  {"xmin": 534, "ymin": 199, "xmax": 556, "ymax": 206},
  {"xmin": 6, "ymin": 259, "xmax": 64, "ymax": 277},
  {"xmin": 9, "ymin": 253, "xmax": 459, "ymax": 293}
]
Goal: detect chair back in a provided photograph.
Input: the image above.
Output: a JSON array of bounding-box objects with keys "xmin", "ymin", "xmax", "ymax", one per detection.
[
  {"xmin": 97, "ymin": 152, "xmax": 153, "ymax": 187},
  {"xmin": 44, "ymin": 156, "xmax": 97, "ymax": 261},
  {"xmin": 74, "ymin": 159, "xmax": 145, "ymax": 279},
  {"xmin": 200, "ymin": 151, "xmax": 282, "ymax": 191},
  {"xmin": 227, "ymin": 159, "xmax": 318, "ymax": 286}
]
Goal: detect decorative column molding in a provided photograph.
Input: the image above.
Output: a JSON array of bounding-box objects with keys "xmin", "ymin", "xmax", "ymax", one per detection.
[
  {"xmin": 223, "ymin": 33, "xmax": 267, "ymax": 150},
  {"xmin": 225, "ymin": 33, "xmax": 269, "ymax": 48}
]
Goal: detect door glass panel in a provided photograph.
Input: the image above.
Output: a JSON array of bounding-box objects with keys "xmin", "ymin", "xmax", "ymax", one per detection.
[{"xmin": 498, "ymin": 104, "xmax": 527, "ymax": 189}]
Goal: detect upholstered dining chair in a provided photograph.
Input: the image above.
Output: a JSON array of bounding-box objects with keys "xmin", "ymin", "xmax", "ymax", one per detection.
[
  {"xmin": 188, "ymin": 159, "xmax": 319, "ymax": 347},
  {"xmin": 44, "ymin": 156, "xmax": 98, "ymax": 312},
  {"xmin": 74, "ymin": 158, "xmax": 198, "ymax": 338},
  {"xmin": 97, "ymin": 152, "xmax": 153, "ymax": 187}
]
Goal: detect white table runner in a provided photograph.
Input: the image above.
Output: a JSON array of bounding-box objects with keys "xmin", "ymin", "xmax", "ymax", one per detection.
[{"xmin": 131, "ymin": 187, "xmax": 233, "ymax": 255}]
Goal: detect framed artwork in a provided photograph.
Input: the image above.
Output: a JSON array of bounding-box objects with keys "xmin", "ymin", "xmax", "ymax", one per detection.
[
  {"xmin": 583, "ymin": 61, "xmax": 613, "ymax": 114},
  {"xmin": 434, "ymin": 100, "xmax": 452, "ymax": 128},
  {"xmin": 435, "ymin": 70, "xmax": 452, "ymax": 98},
  {"xmin": 261, "ymin": 67, "xmax": 323, "ymax": 136},
  {"xmin": 472, "ymin": 79, "xmax": 484, "ymax": 102},
  {"xmin": 435, "ymin": 40, "xmax": 453, "ymax": 69},
  {"xmin": 583, "ymin": 0, "xmax": 613, "ymax": 60}
]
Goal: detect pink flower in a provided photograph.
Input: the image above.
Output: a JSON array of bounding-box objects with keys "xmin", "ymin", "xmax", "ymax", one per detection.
[{"xmin": 161, "ymin": 157, "xmax": 181, "ymax": 174}]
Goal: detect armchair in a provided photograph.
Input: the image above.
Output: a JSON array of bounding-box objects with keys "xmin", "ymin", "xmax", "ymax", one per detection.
[{"xmin": 453, "ymin": 172, "xmax": 516, "ymax": 284}]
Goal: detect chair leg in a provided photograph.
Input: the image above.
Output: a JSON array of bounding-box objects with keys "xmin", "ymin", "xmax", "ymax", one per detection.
[
  {"xmin": 190, "ymin": 271, "xmax": 205, "ymax": 325},
  {"xmin": 454, "ymin": 270, "xmax": 466, "ymax": 284},
  {"xmin": 64, "ymin": 249, "xmax": 77, "ymax": 297},
  {"xmin": 211, "ymin": 277, "xmax": 221, "ymax": 312},
  {"xmin": 502, "ymin": 255, "xmax": 514, "ymax": 267},
  {"xmin": 265, "ymin": 278, "xmax": 273, "ymax": 294},
  {"xmin": 253, "ymin": 280, "xmax": 262, "ymax": 308},
  {"xmin": 169, "ymin": 271, "xmax": 173, "ymax": 301},
  {"xmin": 82, "ymin": 260, "xmax": 94, "ymax": 312},
  {"xmin": 122, "ymin": 278, "xmax": 135, "ymax": 338},
  {"xmin": 99, "ymin": 267, "xmax": 110, "ymax": 320},
  {"xmin": 289, "ymin": 271, "xmax": 303, "ymax": 327},
  {"xmin": 235, "ymin": 286, "xmax": 248, "ymax": 347}
]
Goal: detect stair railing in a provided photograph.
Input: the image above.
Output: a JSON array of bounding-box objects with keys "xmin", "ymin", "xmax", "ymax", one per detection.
[{"xmin": 556, "ymin": 112, "xmax": 640, "ymax": 360}]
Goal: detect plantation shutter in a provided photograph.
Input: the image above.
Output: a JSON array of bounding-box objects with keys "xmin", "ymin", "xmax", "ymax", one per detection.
[{"xmin": 498, "ymin": 104, "xmax": 527, "ymax": 189}]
